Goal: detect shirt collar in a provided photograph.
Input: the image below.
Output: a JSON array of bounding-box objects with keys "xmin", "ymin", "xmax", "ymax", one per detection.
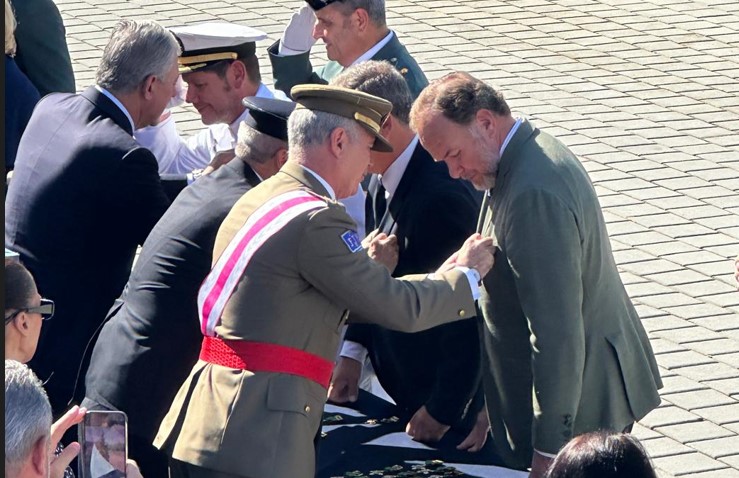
[
  {"xmin": 95, "ymin": 85, "xmax": 135, "ymax": 134},
  {"xmin": 500, "ymin": 117, "xmax": 522, "ymax": 157},
  {"xmin": 379, "ymin": 135, "xmax": 418, "ymax": 199},
  {"xmin": 350, "ymin": 31, "xmax": 394, "ymax": 67},
  {"xmin": 300, "ymin": 165, "xmax": 336, "ymax": 200}
]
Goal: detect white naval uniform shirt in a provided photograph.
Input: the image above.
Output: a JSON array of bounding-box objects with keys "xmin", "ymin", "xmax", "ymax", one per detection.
[{"xmin": 134, "ymin": 83, "xmax": 288, "ymax": 174}]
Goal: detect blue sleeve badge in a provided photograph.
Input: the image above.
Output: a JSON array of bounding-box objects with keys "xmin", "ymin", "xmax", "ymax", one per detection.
[{"xmin": 341, "ymin": 230, "xmax": 363, "ymax": 253}]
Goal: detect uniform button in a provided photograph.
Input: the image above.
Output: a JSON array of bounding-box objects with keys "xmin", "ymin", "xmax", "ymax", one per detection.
[
  {"xmin": 458, "ymin": 309, "xmax": 466, "ymax": 317},
  {"xmin": 305, "ymin": 405, "xmax": 311, "ymax": 413}
]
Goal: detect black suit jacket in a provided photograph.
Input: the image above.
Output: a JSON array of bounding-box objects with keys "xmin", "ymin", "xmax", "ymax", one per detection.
[
  {"xmin": 5, "ymin": 87, "xmax": 171, "ymax": 413},
  {"xmin": 84, "ymin": 159, "xmax": 261, "ymax": 441},
  {"xmin": 345, "ymin": 144, "xmax": 483, "ymax": 428}
]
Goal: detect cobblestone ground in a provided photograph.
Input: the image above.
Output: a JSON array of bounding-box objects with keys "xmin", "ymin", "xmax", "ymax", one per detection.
[{"xmin": 54, "ymin": 0, "xmax": 739, "ymax": 475}]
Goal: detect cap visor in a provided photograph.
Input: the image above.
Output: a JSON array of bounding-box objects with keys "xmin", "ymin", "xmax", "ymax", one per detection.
[{"xmin": 371, "ymin": 133, "xmax": 393, "ymax": 152}]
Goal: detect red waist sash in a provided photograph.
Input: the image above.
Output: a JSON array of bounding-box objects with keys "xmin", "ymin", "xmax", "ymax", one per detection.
[{"xmin": 199, "ymin": 336, "xmax": 334, "ymax": 389}]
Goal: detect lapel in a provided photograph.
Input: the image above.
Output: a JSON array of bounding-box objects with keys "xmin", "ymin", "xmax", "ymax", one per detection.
[
  {"xmin": 228, "ymin": 159, "xmax": 262, "ymax": 188},
  {"xmin": 81, "ymin": 86, "xmax": 134, "ymax": 136},
  {"xmin": 478, "ymin": 119, "xmax": 537, "ymax": 234},
  {"xmin": 279, "ymin": 161, "xmax": 331, "ymax": 198},
  {"xmin": 496, "ymin": 119, "xmax": 536, "ymax": 183},
  {"xmin": 321, "ymin": 32, "xmax": 404, "ymax": 82},
  {"xmin": 379, "ymin": 143, "xmax": 428, "ymax": 234},
  {"xmin": 372, "ymin": 32, "xmax": 403, "ymax": 65}
]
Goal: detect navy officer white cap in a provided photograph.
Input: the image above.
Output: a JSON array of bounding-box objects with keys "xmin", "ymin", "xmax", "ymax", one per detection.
[{"xmin": 170, "ymin": 22, "xmax": 267, "ymax": 73}]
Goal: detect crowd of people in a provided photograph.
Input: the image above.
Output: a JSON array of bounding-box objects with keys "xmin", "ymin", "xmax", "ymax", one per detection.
[{"xmin": 9, "ymin": 0, "xmax": 713, "ymax": 477}]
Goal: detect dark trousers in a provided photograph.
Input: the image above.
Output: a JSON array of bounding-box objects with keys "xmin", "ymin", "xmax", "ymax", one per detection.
[{"xmin": 80, "ymin": 397, "xmax": 168, "ymax": 478}]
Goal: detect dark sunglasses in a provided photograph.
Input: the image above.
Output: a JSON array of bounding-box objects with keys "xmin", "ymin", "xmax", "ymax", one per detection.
[
  {"xmin": 305, "ymin": 0, "xmax": 343, "ymax": 11},
  {"xmin": 4, "ymin": 298, "xmax": 55, "ymax": 324}
]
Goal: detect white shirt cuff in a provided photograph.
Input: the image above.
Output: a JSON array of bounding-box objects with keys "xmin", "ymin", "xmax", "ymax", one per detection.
[
  {"xmin": 534, "ymin": 449, "xmax": 557, "ymax": 459},
  {"xmin": 340, "ymin": 340, "xmax": 367, "ymax": 363},
  {"xmin": 277, "ymin": 42, "xmax": 308, "ymax": 56},
  {"xmin": 455, "ymin": 266, "xmax": 481, "ymax": 300}
]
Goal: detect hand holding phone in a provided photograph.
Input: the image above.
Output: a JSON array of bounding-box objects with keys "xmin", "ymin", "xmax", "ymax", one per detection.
[{"xmin": 78, "ymin": 411, "xmax": 128, "ymax": 478}]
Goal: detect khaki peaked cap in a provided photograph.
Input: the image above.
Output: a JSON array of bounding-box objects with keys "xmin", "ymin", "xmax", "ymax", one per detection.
[{"xmin": 291, "ymin": 84, "xmax": 394, "ymax": 153}]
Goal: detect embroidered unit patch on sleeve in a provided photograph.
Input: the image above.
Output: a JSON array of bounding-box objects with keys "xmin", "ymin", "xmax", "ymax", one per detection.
[{"xmin": 341, "ymin": 230, "xmax": 363, "ymax": 253}]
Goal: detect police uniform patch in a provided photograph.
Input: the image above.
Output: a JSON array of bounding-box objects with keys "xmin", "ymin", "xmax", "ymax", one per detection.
[{"xmin": 341, "ymin": 230, "xmax": 362, "ymax": 253}]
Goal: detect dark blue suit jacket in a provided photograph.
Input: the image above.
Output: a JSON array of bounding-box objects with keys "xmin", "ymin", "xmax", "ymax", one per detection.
[
  {"xmin": 84, "ymin": 159, "xmax": 261, "ymax": 442},
  {"xmin": 5, "ymin": 55, "xmax": 40, "ymax": 171},
  {"xmin": 5, "ymin": 86, "xmax": 171, "ymax": 413},
  {"xmin": 346, "ymin": 144, "xmax": 483, "ymax": 429}
]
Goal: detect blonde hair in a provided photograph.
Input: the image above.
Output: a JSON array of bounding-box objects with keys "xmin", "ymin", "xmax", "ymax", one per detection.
[{"xmin": 5, "ymin": 0, "xmax": 17, "ymax": 56}]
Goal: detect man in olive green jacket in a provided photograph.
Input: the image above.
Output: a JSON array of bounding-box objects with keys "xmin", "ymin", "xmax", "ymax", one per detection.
[
  {"xmin": 411, "ymin": 72, "xmax": 662, "ymax": 477},
  {"xmin": 268, "ymin": 0, "xmax": 427, "ymax": 99},
  {"xmin": 155, "ymin": 85, "xmax": 494, "ymax": 478}
]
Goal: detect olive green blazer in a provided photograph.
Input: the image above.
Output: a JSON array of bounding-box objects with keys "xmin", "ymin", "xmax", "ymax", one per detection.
[
  {"xmin": 267, "ymin": 31, "xmax": 428, "ymax": 99},
  {"xmin": 479, "ymin": 120, "xmax": 662, "ymax": 468},
  {"xmin": 155, "ymin": 162, "xmax": 475, "ymax": 477}
]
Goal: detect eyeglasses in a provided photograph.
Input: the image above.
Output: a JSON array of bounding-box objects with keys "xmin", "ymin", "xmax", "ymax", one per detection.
[
  {"xmin": 4, "ymin": 298, "xmax": 55, "ymax": 324},
  {"xmin": 305, "ymin": 0, "xmax": 343, "ymax": 11}
]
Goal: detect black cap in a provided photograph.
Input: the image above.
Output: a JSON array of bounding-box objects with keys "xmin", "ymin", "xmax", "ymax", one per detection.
[
  {"xmin": 241, "ymin": 97, "xmax": 296, "ymax": 141},
  {"xmin": 305, "ymin": 0, "xmax": 341, "ymax": 11}
]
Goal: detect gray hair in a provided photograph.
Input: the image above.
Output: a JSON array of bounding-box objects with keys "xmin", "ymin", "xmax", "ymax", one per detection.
[
  {"xmin": 5, "ymin": 360, "xmax": 52, "ymax": 477},
  {"xmin": 336, "ymin": 0, "xmax": 386, "ymax": 27},
  {"xmin": 96, "ymin": 20, "xmax": 180, "ymax": 94},
  {"xmin": 235, "ymin": 123, "xmax": 287, "ymax": 164},
  {"xmin": 288, "ymin": 109, "xmax": 363, "ymax": 150},
  {"xmin": 331, "ymin": 60, "xmax": 412, "ymax": 124}
]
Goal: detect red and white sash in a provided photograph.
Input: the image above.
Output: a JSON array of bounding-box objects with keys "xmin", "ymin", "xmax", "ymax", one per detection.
[{"xmin": 198, "ymin": 190, "xmax": 326, "ymax": 336}]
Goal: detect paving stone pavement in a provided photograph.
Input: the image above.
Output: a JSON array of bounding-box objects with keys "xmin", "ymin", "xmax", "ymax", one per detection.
[{"xmin": 52, "ymin": 0, "xmax": 738, "ymax": 475}]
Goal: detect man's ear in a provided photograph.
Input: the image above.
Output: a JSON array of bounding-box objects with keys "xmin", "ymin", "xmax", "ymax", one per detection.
[
  {"xmin": 274, "ymin": 147, "xmax": 288, "ymax": 168},
  {"xmin": 31, "ymin": 436, "xmax": 48, "ymax": 477},
  {"xmin": 475, "ymin": 109, "xmax": 496, "ymax": 139},
  {"xmin": 329, "ymin": 127, "xmax": 348, "ymax": 157},
  {"xmin": 354, "ymin": 8, "xmax": 369, "ymax": 33},
  {"xmin": 142, "ymin": 74, "xmax": 157, "ymax": 100},
  {"xmin": 229, "ymin": 60, "xmax": 247, "ymax": 89},
  {"xmin": 381, "ymin": 114, "xmax": 393, "ymax": 136}
]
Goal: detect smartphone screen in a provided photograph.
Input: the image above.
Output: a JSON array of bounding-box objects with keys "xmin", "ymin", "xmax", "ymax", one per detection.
[{"xmin": 78, "ymin": 410, "xmax": 128, "ymax": 478}]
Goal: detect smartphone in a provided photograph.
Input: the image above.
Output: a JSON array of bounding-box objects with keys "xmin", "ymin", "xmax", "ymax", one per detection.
[{"xmin": 77, "ymin": 410, "xmax": 128, "ymax": 478}]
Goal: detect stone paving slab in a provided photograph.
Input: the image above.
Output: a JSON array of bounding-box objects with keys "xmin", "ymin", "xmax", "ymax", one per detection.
[{"xmin": 51, "ymin": 0, "xmax": 739, "ymax": 475}]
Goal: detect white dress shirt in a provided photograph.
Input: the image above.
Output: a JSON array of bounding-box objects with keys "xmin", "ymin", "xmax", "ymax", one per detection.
[{"xmin": 134, "ymin": 83, "xmax": 288, "ymax": 174}]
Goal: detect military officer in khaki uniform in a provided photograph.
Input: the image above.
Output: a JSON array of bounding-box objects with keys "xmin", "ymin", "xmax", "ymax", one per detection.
[{"xmin": 155, "ymin": 85, "xmax": 495, "ymax": 478}]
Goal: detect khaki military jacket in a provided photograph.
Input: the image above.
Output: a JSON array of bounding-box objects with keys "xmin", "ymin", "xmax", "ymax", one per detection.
[
  {"xmin": 155, "ymin": 162, "xmax": 475, "ymax": 477},
  {"xmin": 479, "ymin": 120, "xmax": 662, "ymax": 468}
]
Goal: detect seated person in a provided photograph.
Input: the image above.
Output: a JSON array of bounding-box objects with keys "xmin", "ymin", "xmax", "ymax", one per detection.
[
  {"xmin": 544, "ymin": 431, "xmax": 657, "ymax": 478},
  {"xmin": 5, "ymin": 258, "xmax": 54, "ymax": 364},
  {"xmin": 5, "ymin": 360, "xmax": 145, "ymax": 478}
]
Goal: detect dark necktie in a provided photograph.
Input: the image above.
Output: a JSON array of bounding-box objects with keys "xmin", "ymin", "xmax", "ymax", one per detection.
[{"xmin": 364, "ymin": 176, "xmax": 387, "ymax": 235}]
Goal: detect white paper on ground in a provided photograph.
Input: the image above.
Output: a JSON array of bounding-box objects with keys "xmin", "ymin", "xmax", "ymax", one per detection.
[
  {"xmin": 323, "ymin": 403, "xmax": 367, "ymax": 418},
  {"xmin": 363, "ymin": 432, "xmax": 434, "ymax": 450}
]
